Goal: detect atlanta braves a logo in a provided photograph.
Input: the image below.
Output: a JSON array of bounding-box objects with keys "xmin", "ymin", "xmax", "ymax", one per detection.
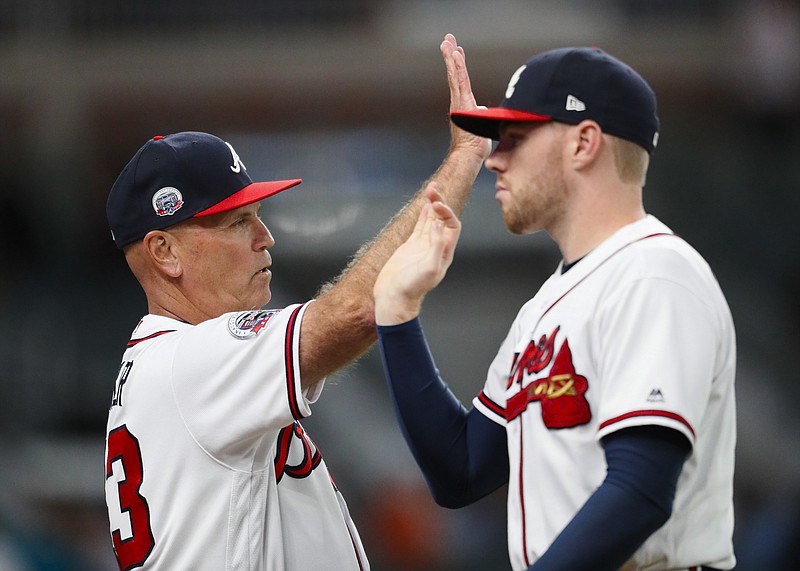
[
  {"xmin": 224, "ymin": 141, "xmax": 246, "ymax": 173},
  {"xmin": 506, "ymin": 329, "xmax": 591, "ymax": 429}
]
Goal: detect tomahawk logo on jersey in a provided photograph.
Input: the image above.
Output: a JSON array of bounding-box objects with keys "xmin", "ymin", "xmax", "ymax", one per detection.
[{"xmin": 505, "ymin": 331, "xmax": 591, "ymax": 429}]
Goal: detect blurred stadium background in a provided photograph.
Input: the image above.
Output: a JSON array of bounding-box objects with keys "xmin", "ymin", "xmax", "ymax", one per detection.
[{"xmin": 1, "ymin": 0, "xmax": 799, "ymax": 569}]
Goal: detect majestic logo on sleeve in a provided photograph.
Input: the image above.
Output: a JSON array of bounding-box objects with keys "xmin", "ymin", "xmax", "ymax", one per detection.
[{"xmin": 506, "ymin": 328, "xmax": 591, "ymax": 428}]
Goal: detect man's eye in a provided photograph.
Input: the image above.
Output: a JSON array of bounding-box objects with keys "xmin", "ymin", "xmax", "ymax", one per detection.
[{"xmin": 497, "ymin": 136, "xmax": 520, "ymax": 151}]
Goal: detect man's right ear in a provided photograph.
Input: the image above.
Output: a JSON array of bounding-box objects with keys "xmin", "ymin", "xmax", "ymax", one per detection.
[{"xmin": 143, "ymin": 230, "xmax": 182, "ymax": 278}]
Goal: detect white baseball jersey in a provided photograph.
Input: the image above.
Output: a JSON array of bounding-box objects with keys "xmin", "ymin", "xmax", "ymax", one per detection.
[
  {"xmin": 104, "ymin": 303, "xmax": 369, "ymax": 571},
  {"xmin": 473, "ymin": 215, "xmax": 736, "ymax": 570}
]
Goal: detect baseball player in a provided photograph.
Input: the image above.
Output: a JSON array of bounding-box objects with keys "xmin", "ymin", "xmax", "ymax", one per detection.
[
  {"xmin": 373, "ymin": 47, "xmax": 736, "ymax": 570},
  {"xmin": 103, "ymin": 34, "xmax": 489, "ymax": 570}
]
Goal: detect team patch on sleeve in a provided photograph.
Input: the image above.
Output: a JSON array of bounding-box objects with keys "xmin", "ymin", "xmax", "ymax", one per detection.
[{"xmin": 227, "ymin": 309, "xmax": 281, "ymax": 340}]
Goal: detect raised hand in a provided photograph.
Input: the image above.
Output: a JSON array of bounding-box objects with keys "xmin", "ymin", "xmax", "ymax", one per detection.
[
  {"xmin": 374, "ymin": 183, "xmax": 462, "ymax": 326},
  {"xmin": 441, "ymin": 33, "xmax": 491, "ymax": 160}
]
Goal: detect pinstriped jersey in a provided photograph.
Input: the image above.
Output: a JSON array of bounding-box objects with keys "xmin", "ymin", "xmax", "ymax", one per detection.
[
  {"xmin": 104, "ymin": 303, "xmax": 368, "ymax": 571},
  {"xmin": 473, "ymin": 216, "xmax": 736, "ymax": 571}
]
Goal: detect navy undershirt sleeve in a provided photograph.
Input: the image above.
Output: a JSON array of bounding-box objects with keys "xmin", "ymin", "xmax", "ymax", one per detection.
[
  {"xmin": 528, "ymin": 426, "xmax": 691, "ymax": 570},
  {"xmin": 377, "ymin": 318, "xmax": 508, "ymax": 508},
  {"xmin": 377, "ymin": 318, "xmax": 690, "ymax": 570}
]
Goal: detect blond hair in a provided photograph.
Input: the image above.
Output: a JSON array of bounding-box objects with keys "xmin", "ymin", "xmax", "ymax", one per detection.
[{"xmin": 610, "ymin": 135, "xmax": 650, "ymax": 186}]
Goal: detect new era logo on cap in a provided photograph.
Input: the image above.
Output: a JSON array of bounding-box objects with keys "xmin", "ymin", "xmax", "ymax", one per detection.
[
  {"xmin": 106, "ymin": 132, "xmax": 302, "ymax": 248},
  {"xmin": 565, "ymin": 95, "xmax": 586, "ymax": 112},
  {"xmin": 450, "ymin": 46, "xmax": 660, "ymax": 153}
]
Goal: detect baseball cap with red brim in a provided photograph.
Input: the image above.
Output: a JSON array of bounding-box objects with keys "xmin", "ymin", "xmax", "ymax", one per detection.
[
  {"xmin": 107, "ymin": 131, "xmax": 301, "ymax": 248},
  {"xmin": 451, "ymin": 47, "xmax": 660, "ymax": 154}
]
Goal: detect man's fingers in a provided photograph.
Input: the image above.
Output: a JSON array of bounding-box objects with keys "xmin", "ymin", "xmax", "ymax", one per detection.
[
  {"xmin": 441, "ymin": 33, "xmax": 457, "ymax": 54},
  {"xmin": 424, "ymin": 181, "xmax": 444, "ymax": 204},
  {"xmin": 430, "ymin": 199, "xmax": 457, "ymax": 224},
  {"xmin": 442, "ymin": 34, "xmax": 465, "ymax": 102},
  {"xmin": 443, "ymin": 35, "xmax": 479, "ymax": 114},
  {"xmin": 422, "ymin": 182, "xmax": 459, "ymax": 232},
  {"xmin": 410, "ymin": 201, "xmax": 431, "ymax": 240},
  {"xmin": 451, "ymin": 49, "xmax": 472, "ymax": 103}
]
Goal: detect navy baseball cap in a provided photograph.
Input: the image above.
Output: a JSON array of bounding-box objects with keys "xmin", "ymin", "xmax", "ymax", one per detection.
[
  {"xmin": 107, "ymin": 131, "xmax": 302, "ymax": 248},
  {"xmin": 451, "ymin": 47, "xmax": 660, "ymax": 153}
]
